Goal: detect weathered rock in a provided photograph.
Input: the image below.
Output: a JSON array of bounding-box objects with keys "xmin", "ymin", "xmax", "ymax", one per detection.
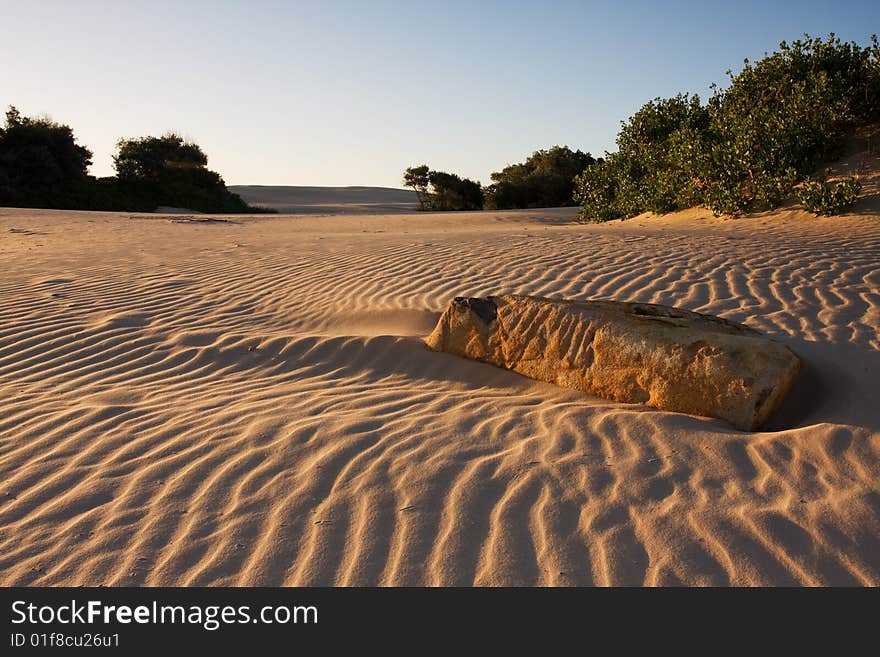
[{"xmin": 425, "ymin": 295, "xmax": 800, "ymax": 430}]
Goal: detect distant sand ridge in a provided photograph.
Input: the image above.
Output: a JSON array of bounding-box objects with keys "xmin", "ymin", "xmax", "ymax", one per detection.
[
  {"xmin": 229, "ymin": 185, "xmax": 418, "ymax": 214},
  {"xmin": 1, "ymin": 155, "xmax": 879, "ymax": 584}
]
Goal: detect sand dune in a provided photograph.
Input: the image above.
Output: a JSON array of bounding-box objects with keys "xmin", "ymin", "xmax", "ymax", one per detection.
[
  {"xmin": 1, "ymin": 163, "xmax": 879, "ymax": 586},
  {"xmin": 229, "ymin": 185, "xmax": 419, "ymax": 214}
]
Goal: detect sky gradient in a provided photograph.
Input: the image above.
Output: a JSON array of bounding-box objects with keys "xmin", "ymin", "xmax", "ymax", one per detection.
[{"xmin": 3, "ymin": 1, "xmax": 879, "ymax": 187}]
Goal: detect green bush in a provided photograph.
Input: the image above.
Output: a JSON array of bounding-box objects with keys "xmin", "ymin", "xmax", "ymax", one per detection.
[
  {"xmin": 575, "ymin": 34, "xmax": 880, "ymax": 222},
  {"xmin": 483, "ymin": 146, "xmax": 596, "ymax": 210},
  {"xmin": 796, "ymin": 175, "xmax": 862, "ymax": 215},
  {"xmin": 575, "ymin": 94, "xmax": 707, "ymax": 221},
  {"xmin": 403, "ymin": 165, "xmax": 482, "ymax": 210},
  {"xmin": 429, "ymin": 170, "xmax": 483, "ymax": 210},
  {"xmin": 574, "ymin": 152, "xmax": 640, "ymax": 221},
  {"xmin": 112, "ymin": 134, "xmax": 273, "ymax": 213},
  {"xmin": 0, "ymin": 106, "xmax": 93, "ymax": 208}
]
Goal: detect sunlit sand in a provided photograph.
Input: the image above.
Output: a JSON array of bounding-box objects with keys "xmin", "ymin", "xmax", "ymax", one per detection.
[{"xmin": 0, "ymin": 148, "xmax": 878, "ymax": 585}]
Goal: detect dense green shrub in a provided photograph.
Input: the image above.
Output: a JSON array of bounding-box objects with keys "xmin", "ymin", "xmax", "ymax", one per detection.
[
  {"xmin": 575, "ymin": 34, "xmax": 879, "ymax": 222},
  {"xmin": 575, "ymin": 95, "xmax": 707, "ymax": 221},
  {"xmin": 429, "ymin": 170, "xmax": 483, "ymax": 210},
  {"xmin": 699, "ymin": 34, "xmax": 875, "ymax": 214},
  {"xmin": 0, "ymin": 106, "xmax": 93, "ymax": 208},
  {"xmin": 112, "ymin": 133, "xmax": 273, "ymax": 213},
  {"xmin": 796, "ymin": 174, "xmax": 862, "ymax": 215},
  {"xmin": 574, "ymin": 152, "xmax": 640, "ymax": 221},
  {"xmin": 483, "ymin": 146, "xmax": 596, "ymax": 209},
  {"xmin": 114, "ymin": 133, "xmax": 208, "ymax": 180},
  {"xmin": 403, "ymin": 165, "xmax": 482, "ymax": 210}
]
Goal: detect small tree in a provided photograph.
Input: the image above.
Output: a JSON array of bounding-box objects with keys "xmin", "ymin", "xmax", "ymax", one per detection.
[
  {"xmin": 403, "ymin": 165, "xmax": 483, "ymax": 211},
  {"xmin": 404, "ymin": 164, "xmax": 431, "ymax": 210}
]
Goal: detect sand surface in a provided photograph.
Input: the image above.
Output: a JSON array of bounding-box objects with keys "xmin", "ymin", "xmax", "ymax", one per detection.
[{"xmin": 1, "ymin": 185, "xmax": 879, "ymax": 585}]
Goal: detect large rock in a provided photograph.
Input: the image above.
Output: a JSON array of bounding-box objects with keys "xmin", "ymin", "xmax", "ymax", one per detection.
[{"xmin": 425, "ymin": 295, "xmax": 800, "ymax": 430}]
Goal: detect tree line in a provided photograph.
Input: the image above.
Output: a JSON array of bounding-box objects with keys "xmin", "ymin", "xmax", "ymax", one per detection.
[
  {"xmin": 405, "ymin": 34, "xmax": 877, "ymax": 218},
  {"xmin": 404, "ymin": 145, "xmax": 598, "ymax": 212},
  {"xmin": 6, "ymin": 34, "xmax": 876, "ymax": 219},
  {"xmin": 0, "ymin": 107, "xmax": 273, "ymax": 213}
]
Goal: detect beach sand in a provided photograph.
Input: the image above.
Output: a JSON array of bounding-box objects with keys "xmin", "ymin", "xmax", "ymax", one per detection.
[{"xmin": 1, "ymin": 171, "xmax": 879, "ymax": 585}]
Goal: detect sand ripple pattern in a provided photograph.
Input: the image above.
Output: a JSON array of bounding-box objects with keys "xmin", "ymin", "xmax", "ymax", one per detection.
[{"xmin": 1, "ymin": 207, "xmax": 879, "ymax": 585}]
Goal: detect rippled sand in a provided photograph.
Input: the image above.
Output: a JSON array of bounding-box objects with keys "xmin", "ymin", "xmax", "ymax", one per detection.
[{"xmin": 1, "ymin": 183, "xmax": 879, "ymax": 585}]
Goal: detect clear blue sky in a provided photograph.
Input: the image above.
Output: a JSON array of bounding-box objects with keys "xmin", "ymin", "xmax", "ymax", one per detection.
[{"xmin": 3, "ymin": 1, "xmax": 878, "ymax": 187}]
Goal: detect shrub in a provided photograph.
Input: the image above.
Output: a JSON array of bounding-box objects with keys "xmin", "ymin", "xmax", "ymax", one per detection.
[
  {"xmin": 574, "ymin": 152, "xmax": 642, "ymax": 222},
  {"xmin": 403, "ymin": 165, "xmax": 482, "ymax": 210},
  {"xmin": 429, "ymin": 170, "xmax": 483, "ymax": 210},
  {"xmin": 114, "ymin": 133, "xmax": 208, "ymax": 181},
  {"xmin": 796, "ymin": 174, "xmax": 862, "ymax": 215},
  {"xmin": 112, "ymin": 133, "xmax": 272, "ymax": 213},
  {"xmin": 575, "ymin": 95, "xmax": 708, "ymax": 222},
  {"xmin": 0, "ymin": 106, "xmax": 93, "ymax": 208},
  {"xmin": 698, "ymin": 34, "xmax": 875, "ymax": 214},
  {"xmin": 575, "ymin": 94, "xmax": 708, "ymax": 222},
  {"xmin": 575, "ymin": 34, "xmax": 880, "ymax": 221},
  {"xmin": 483, "ymin": 146, "xmax": 596, "ymax": 210}
]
